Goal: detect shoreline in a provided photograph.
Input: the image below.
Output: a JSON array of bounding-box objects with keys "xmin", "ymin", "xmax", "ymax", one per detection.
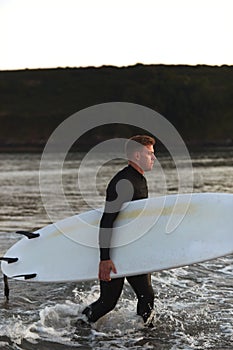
[{"xmin": 0, "ymin": 142, "xmax": 232, "ymax": 154}]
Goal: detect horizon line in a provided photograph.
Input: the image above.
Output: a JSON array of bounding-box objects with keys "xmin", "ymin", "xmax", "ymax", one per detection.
[{"xmin": 1, "ymin": 62, "xmax": 232, "ymax": 73}]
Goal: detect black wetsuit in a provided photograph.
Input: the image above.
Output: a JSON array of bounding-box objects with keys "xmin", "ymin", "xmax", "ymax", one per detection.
[{"xmin": 83, "ymin": 165, "xmax": 154, "ymax": 323}]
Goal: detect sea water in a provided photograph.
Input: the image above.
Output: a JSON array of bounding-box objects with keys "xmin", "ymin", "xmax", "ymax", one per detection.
[{"xmin": 0, "ymin": 148, "xmax": 233, "ymax": 349}]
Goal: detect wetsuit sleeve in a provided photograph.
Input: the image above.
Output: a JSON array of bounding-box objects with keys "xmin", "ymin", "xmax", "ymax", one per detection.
[
  {"xmin": 99, "ymin": 209, "xmax": 120, "ymax": 260},
  {"xmin": 99, "ymin": 176, "xmax": 134, "ymax": 261}
]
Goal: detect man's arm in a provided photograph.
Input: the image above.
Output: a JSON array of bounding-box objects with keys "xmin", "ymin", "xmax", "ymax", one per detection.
[
  {"xmin": 98, "ymin": 205, "xmax": 120, "ymax": 281},
  {"xmin": 99, "ymin": 210, "xmax": 119, "ymax": 261},
  {"xmin": 98, "ymin": 175, "xmax": 132, "ymax": 281}
]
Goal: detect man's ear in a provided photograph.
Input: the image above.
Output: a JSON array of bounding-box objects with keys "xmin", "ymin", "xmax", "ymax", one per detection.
[{"xmin": 135, "ymin": 151, "xmax": 140, "ymax": 161}]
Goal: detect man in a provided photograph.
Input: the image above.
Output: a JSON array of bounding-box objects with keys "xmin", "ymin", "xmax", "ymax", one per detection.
[{"xmin": 82, "ymin": 135, "xmax": 156, "ymax": 326}]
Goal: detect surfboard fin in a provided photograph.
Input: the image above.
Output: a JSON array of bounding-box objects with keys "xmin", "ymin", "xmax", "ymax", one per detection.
[
  {"xmin": 1, "ymin": 258, "xmax": 18, "ymax": 301},
  {"xmin": 0, "ymin": 257, "xmax": 18, "ymax": 264},
  {"xmin": 2, "ymin": 273, "xmax": 36, "ymax": 301},
  {"xmin": 3, "ymin": 274, "xmax": 9, "ymax": 301},
  {"xmin": 12, "ymin": 273, "xmax": 37, "ymax": 280},
  {"xmin": 16, "ymin": 231, "xmax": 40, "ymax": 239}
]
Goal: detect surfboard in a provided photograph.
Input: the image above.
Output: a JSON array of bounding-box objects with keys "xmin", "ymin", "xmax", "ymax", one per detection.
[{"xmin": 1, "ymin": 193, "xmax": 233, "ymax": 283}]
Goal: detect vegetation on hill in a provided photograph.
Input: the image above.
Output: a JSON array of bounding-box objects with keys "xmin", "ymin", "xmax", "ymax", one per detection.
[{"xmin": 0, "ymin": 64, "xmax": 232, "ymax": 151}]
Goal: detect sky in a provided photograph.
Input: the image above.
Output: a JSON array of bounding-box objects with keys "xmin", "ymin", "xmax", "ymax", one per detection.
[{"xmin": 0, "ymin": 0, "xmax": 232, "ymax": 70}]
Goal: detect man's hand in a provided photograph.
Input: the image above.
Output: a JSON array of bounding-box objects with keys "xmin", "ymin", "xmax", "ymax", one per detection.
[{"xmin": 98, "ymin": 260, "xmax": 117, "ymax": 281}]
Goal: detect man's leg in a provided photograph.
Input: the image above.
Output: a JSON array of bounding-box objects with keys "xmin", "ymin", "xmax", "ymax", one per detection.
[
  {"xmin": 127, "ymin": 274, "xmax": 154, "ymax": 323},
  {"xmin": 82, "ymin": 277, "xmax": 124, "ymax": 323}
]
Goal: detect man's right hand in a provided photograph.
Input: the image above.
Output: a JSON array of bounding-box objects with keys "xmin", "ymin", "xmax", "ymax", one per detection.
[{"xmin": 98, "ymin": 260, "xmax": 117, "ymax": 281}]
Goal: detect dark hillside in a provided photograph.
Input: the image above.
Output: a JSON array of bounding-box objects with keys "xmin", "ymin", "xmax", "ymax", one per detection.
[{"xmin": 0, "ymin": 64, "xmax": 232, "ymax": 150}]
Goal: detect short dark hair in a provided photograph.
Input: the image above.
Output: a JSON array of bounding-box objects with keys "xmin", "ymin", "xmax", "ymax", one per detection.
[{"xmin": 125, "ymin": 135, "xmax": 155, "ymax": 157}]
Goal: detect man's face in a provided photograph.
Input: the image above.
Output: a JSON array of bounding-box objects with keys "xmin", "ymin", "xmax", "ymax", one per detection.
[{"xmin": 137, "ymin": 144, "xmax": 156, "ymax": 172}]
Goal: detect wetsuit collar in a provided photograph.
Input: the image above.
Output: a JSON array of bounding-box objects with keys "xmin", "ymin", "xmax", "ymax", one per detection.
[{"xmin": 128, "ymin": 162, "xmax": 145, "ymax": 176}]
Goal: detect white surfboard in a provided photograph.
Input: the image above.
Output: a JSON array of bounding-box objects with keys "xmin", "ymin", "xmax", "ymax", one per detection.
[{"xmin": 1, "ymin": 193, "xmax": 233, "ymax": 282}]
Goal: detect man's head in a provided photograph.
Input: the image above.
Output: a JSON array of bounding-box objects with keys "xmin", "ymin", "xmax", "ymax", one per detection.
[{"xmin": 125, "ymin": 135, "xmax": 156, "ymax": 173}]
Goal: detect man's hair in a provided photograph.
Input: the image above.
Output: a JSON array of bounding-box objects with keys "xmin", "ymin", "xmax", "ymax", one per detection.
[{"xmin": 125, "ymin": 135, "xmax": 155, "ymax": 158}]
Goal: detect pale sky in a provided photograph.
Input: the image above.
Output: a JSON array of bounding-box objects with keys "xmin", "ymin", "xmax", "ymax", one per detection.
[{"xmin": 0, "ymin": 0, "xmax": 232, "ymax": 70}]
